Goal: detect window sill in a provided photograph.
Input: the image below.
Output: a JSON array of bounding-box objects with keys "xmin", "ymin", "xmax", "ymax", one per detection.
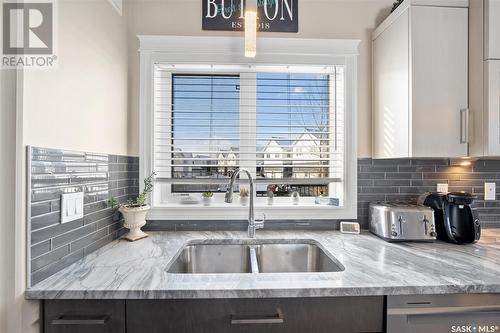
[{"xmin": 146, "ymin": 205, "xmax": 357, "ymax": 221}]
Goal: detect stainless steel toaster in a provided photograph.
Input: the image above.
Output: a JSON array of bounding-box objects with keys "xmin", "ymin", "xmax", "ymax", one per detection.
[{"xmin": 369, "ymin": 203, "xmax": 436, "ymax": 242}]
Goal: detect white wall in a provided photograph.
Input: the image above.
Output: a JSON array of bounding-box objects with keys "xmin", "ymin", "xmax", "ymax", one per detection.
[
  {"xmin": 0, "ymin": 68, "xmax": 14, "ymax": 333},
  {"xmin": 2, "ymin": 1, "xmax": 129, "ymax": 332},
  {"xmin": 23, "ymin": 0, "xmax": 130, "ymax": 156},
  {"xmin": 125, "ymin": 0, "xmax": 395, "ymax": 157},
  {"xmin": 0, "ymin": 71, "xmax": 39, "ymax": 333},
  {"xmin": 0, "ymin": 70, "xmax": 21, "ymax": 333}
]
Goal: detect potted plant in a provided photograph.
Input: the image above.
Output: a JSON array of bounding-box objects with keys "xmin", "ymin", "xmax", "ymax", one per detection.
[
  {"xmin": 202, "ymin": 191, "xmax": 213, "ymax": 206},
  {"xmin": 117, "ymin": 172, "xmax": 156, "ymax": 241},
  {"xmin": 291, "ymin": 190, "xmax": 300, "ymax": 206},
  {"xmin": 267, "ymin": 190, "xmax": 274, "ymax": 206},
  {"xmin": 239, "ymin": 187, "xmax": 249, "ymax": 206}
]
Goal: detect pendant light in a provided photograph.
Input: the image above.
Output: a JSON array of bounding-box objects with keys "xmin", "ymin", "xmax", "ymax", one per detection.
[{"xmin": 245, "ymin": 0, "xmax": 257, "ymax": 58}]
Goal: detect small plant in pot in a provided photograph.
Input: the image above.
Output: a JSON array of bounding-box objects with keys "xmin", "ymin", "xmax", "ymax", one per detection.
[
  {"xmin": 239, "ymin": 187, "xmax": 249, "ymax": 206},
  {"xmin": 202, "ymin": 191, "xmax": 213, "ymax": 206},
  {"xmin": 267, "ymin": 190, "xmax": 274, "ymax": 206},
  {"xmin": 267, "ymin": 184, "xmax": 276, "ymax": 206},
  {"xmin": 116, "ymin": 172, "xmax": 156, "ymax": 241}
]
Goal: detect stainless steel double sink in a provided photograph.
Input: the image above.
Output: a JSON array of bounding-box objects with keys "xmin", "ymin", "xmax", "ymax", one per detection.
[{"xmin": 167, "ymin": 239, "xmax": 345, "ymax": 274}]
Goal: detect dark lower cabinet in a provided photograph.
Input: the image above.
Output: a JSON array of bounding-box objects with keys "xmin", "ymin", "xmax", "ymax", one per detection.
[
  {"xmin": 44, "ymin": 300, "xmax": 126, "ymax": 333},
  {"xmin": 126, "ymin": 297, "xmax": 384, "ymax": 333},
  {"xmin": 44, "ymin": 296, "xmax": 384, "ymax": 333}
]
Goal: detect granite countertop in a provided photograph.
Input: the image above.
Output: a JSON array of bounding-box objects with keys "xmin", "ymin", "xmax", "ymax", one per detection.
[{"xmin": 26, "ymin": 229, "xmax": 500, "ymax": 299}]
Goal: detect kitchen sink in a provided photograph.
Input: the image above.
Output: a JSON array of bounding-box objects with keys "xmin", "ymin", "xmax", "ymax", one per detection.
[
  {"xmin": 167, "ymin": 244, "xmax": 251, "ymax": 273},
  {"xmin": 255, "ymin": 243, "xmax": 343, "ymax": 273},
  {"xmin": 167, "ymin": 240, "xmax": 344, "ymax": 274}
]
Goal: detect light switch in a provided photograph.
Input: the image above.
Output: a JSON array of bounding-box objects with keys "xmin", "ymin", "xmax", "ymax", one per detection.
[
  {"xmin": 61, "ymin": 192, "xmax": 84, "ymax": 223},
  {"xmin": 75, "ymin": 197, "xmax": 83, "ymax": 215},
  {"xmin": 485, "ymin": 182, "xmax": 496, "ymax": 201}
]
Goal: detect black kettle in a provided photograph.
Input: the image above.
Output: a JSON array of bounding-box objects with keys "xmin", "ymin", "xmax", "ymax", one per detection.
[{"xmin": 419, "ymin": 192, "xmax": 481, "ymax": 244}]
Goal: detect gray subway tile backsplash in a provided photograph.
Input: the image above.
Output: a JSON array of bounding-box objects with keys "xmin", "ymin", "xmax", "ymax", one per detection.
[
  {"xmin": 31, "ymin": 245, "xmax": 70, "ymax": 273},
  {"xmin": 29, "ymin": 151, "xmax": 500, "ymax": 285},
  {"xmin": 31, "ymin": 218, "xmax": 84, "ymax": 245},
  {"xmin": 356, "ymin": 158, "xmax": 500, "ymax": 229},
  {"xmin": 29, "ymin": 146, "xmax": 139, "ymax": 286},
  {"xmin": 147, "ymin": 158, "xmax": 500, "ymax": 232},
  {"xmin": 31, "ymin": 250, "xmax": 84, "ymax": 286},
  {"xmin": 30, "ymin": 240, "xmax": 51, "ymax": 259}
]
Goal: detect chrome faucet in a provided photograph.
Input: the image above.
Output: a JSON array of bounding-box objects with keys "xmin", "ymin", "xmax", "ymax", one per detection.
[{"xmin": 224, "ymin": 168, "xmax": 264, "ymax": 238}]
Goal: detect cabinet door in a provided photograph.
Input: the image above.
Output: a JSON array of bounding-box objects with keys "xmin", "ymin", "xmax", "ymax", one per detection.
[
  {"xmin": 44, "ymin": 300, "xmax": 126, "ymax": 333},
  {"xmin": 411, "ymin": 6, "xmax": 468, "ymax": 158},
  {"xmin": 485, "ymin": 0, "xmax": 500, "ymax": 60},
  {"xmin": 387, "ymin": 294, "xmax": 500, "ymax": 333},
  {"xmin": 372, "ymin": 8, "xmax": 410, "ymax": 158},
  {"xmin": 126, "ymin": 297, "xmax": 384, "ymax": 333},
  {"xmin": 485, "ymin": 60, "xmax": 500, "ymax": 155}
]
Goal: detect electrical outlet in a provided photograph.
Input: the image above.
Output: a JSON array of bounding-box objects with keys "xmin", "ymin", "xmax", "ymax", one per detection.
[
  {"xmin": 485, "ymin": 182, "xmax": 496, "ymax": 201},
  {"xmin": 61, "ymin": 192, "xmax": 84, "ymax": 223},
  {"xmin": 437, "ymin": 183, "xmax": 448, "ymax": 193}
]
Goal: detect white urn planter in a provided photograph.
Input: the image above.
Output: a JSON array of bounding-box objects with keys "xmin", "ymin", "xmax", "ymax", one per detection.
[
  {"xmin": 239, "ymin": 196, "xmax": 249, "ymax": 206},
  {"xmin": 119, "ymin": 205, "xmax": 150, "ymax": 241},
  {"xmin": 202, "ymin": 197, "xmax": 213, "ymax": 206}
]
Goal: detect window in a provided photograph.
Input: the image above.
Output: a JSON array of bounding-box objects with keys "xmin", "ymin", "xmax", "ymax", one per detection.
[
  {"xmin": 139, "ymin": 36, "xmax": 359, "ymax": 220},
  {"xmin": 168, "ymin": 74, "xmax": 240, "ymax": 193},
  {"xmin": 153, "ymin": 66, "xmax": 344, "ymax": 207},
  {"xmin": 255, "ymin": 72, "xmax": 344, "ymax": 199}
]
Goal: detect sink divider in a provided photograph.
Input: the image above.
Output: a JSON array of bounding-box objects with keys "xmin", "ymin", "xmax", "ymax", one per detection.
[{"xmin": 249, "ymin": 246, "xmax": 260, "ymax": 274}]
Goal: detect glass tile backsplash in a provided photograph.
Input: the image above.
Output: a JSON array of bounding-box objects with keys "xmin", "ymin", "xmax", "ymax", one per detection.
[{"xmin": 28, "ymin": 147, "xmax": 139, "ymax": 286}]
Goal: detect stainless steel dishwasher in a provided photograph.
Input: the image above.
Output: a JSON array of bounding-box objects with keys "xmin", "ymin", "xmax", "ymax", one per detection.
[{"xmin": 387, "ymin": 294, "xmax": 500, "ymax": 333}]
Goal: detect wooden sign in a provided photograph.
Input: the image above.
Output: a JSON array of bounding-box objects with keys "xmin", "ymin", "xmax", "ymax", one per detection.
[{"xmin": 202, "ymin": 0, "xmax": 298, "ymax": 32}]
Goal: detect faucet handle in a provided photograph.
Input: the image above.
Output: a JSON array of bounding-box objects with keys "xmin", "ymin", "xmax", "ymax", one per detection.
[{"xmin": 255, "ymin": 213, "xmax": 266, "ymax": 229}]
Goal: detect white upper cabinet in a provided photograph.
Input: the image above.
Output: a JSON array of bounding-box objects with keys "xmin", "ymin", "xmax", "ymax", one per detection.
[
  {"xmin": 469, "ymin": 0, "xmax": 500, "ymax": 156},
  {"xmin": 485, "ymin": 0, "xmax": 500, "ymax": 59},
  {"xmin": 372, "ymin": 0, "xmax": 468, "ymax": 159},
  {"xmin": 484, "ymin": 61, "xmax": 500, "ymax": 155}
]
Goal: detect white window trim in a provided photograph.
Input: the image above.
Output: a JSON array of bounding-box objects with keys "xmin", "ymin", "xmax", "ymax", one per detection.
[{"xmin": 139, "ymin": 35, "xmax": 360, "ymax": 220}]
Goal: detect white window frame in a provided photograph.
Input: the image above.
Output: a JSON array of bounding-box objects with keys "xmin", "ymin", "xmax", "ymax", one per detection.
[{"xmin": 139, "ymin": 36, "xmax": 359, "ymax": 220}]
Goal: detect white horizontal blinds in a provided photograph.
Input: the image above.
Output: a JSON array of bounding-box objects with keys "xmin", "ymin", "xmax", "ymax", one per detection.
[
  {"xmin": 329, "ymin": 66, "xmax": 345, "ymax": 202},
  {"xmin": 169, "ymin": 74, "xmax": 241, "ymax": 193},
  {"xmin": 152, "ymin": 65, "xmax": 344, "ymax": 201},
  {"xmin": 256, "ymin": 71, "xmax": 343, "ymax": 197},
  {"xmin": 153, "ymin": 69, "xmax": 172, "ymax": 205}
]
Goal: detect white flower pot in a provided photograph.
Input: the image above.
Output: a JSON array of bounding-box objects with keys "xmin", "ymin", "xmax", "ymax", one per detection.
[
  {"xmin": 239, "ymin": 196, "xmax": 249, "ymax": 206},
  {"xmin": 119, "ymin": 205, "xmax": 150, "ymax": 241},
  {"xmin": 267, "ymin": 196, "xmax": 274, "ymax": 206},
  {"xmin": 202, "ymin": 197, "xmax": 213, "ymax": 206}
]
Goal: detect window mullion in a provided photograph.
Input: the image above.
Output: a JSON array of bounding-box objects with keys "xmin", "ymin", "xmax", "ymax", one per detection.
[{"xmin": 239, "ymin": 73, "xmax": 257, "ymax": 180}]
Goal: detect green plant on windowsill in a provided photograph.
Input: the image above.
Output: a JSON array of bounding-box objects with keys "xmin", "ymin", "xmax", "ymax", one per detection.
[{"xmin": 202, "ymin": 191, "xmax": 214, "ymax": 206}]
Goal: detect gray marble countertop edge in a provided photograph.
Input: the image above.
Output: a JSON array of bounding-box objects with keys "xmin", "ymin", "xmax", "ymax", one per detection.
[
  {"xmin": 25, "ymin": 285, "xmax": 500, "ymax": 300},
  {"xmin": 25, "ymin": 230, "xmax": 500, "ymax": 300}
]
